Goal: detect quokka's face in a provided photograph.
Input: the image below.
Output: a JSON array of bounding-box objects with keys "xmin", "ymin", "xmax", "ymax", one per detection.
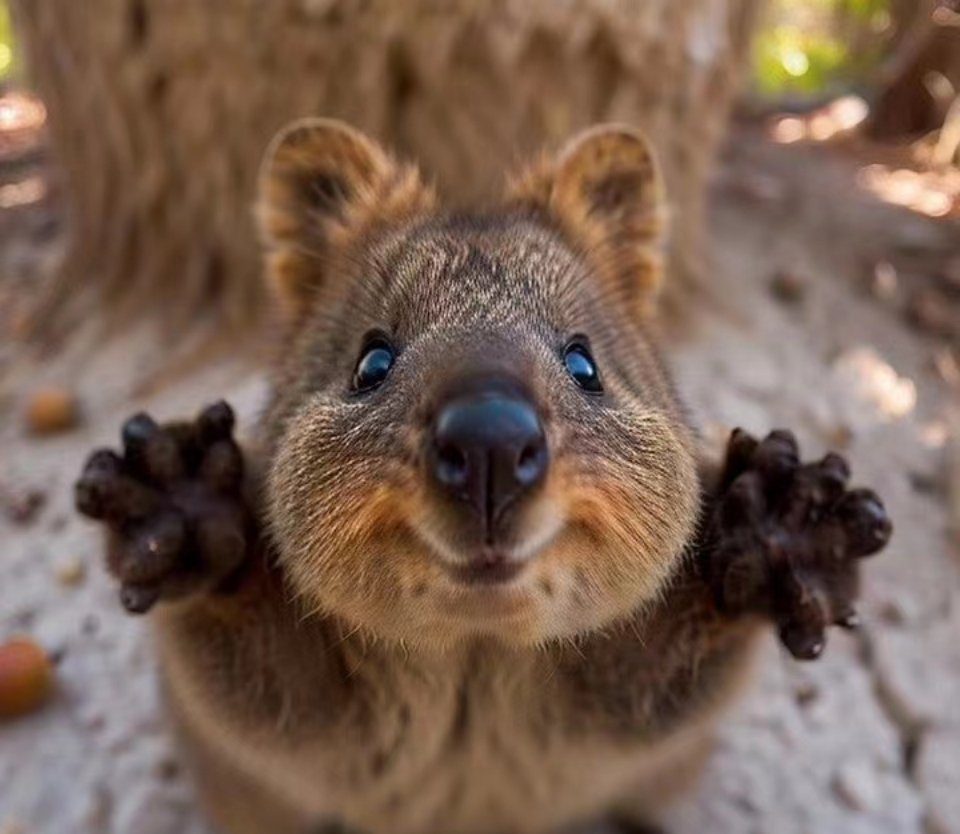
[{"xmin": 260, "ymin": 120, "xmax": 700, "ymax": 648}]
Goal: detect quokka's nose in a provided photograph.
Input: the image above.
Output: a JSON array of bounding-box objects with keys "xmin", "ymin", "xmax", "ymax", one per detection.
[{"xmin": 429, "ymin": 385, "xmax": 548, "ymax": 532}]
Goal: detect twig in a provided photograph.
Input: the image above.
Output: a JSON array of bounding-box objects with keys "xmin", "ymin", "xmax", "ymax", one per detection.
[{"xmin": 933, "ymin": 94, "xmax": 960, "ymax": 167}]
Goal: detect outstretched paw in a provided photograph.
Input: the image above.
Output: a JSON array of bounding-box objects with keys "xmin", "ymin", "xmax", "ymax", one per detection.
[
  {"xmin": 75, "ymin": 401, "xmax": 252, "ymax": 613},
  {"xmin": 702, "ymin": 429, "xmax": 892, "ymax": 660}
]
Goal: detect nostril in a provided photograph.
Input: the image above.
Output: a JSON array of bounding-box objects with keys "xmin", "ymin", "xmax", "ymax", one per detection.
[
  {"xmin": 430, "ymin": 388, "xmax": 547, "ymax": 512},
  {"xmin": 435, "ymin": 443, "xmax": 469, "ymax": 488},
  {"xmin": 515, "ymin": 441, "xmax": 546, "ymax": 486}
]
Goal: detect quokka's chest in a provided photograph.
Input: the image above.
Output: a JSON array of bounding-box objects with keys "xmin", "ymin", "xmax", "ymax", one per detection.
[
  {"xmin": 317, "ymin": 633, "xmax": 755, "ymax": 833},
  {"xmin": 314, "ymin": 670, "xmax": 682, "ymax": 834},
  {"xmin": 160, "ymin": 596, "xmax": 756, "ymax": 834},
  {"xmin": 165, "ymin": 631, "xmax": 682, "ymax": 834}
]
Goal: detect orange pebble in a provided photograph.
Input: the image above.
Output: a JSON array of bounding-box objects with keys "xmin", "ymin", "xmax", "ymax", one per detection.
[
  {"xmin": 25, "ymin": 388, "xmax": 79, "ymax": 436},
  {"xmin": 0, "ymin": 638, "xmax": 54, "ymax": 718}
]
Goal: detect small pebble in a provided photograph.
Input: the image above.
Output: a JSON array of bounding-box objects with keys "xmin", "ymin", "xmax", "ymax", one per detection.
[
  {"xmin": 25, "ymin": 388, "xmax": 80, "ymax": 436},
  {"xmin": 824, "ymin": 423, "xmax": 854, "ymax": 451},
  {"xmin": 4, "ymin": 490, "xmax": 45, "ymax": 524},
  {"xmin": 770, "ymin": 271, "xmax": 807, "ymax": 304},
  {"xmin": 0, "ymin": 637, "xmax": 54, "ymax": 718},
  {"xmin": 55, "ymin": 557, "xmax": 86, "ymax": 587},
  {"xmin": 877, "ymin": 595, "xmax": 919, "ymax": 626},
  {"xmin": 794, "ymin": 682, "xmax": 820, "ymax": 707}
]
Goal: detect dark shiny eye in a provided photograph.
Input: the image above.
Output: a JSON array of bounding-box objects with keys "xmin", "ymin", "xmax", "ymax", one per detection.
[
  {"xmin": 352, "ymin": 337, "xmax": 395, "ymax": 393},
  {"xmin": 564, "ymin": 341, "xmax": 603, "ymax": 394}
]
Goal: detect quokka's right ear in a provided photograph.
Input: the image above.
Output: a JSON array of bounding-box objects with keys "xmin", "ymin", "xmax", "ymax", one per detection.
[{"xmin": 257, "ymin": 118, "xmax": 435, "ymax": 316}]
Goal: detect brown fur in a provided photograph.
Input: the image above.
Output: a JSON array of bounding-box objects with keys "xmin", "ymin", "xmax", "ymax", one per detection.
[
  {"xmin": 507, "ymin": 125, "xmax": 668, "ymax": 321},
  {"xmin": 154, "ymin": 121, "xmax": 763, "ymax": 834}
]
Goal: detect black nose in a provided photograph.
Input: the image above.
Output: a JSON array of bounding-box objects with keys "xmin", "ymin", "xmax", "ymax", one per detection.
[{"xmin": 429, "ymin": 387, "xmax": 548, "ymax": 533}]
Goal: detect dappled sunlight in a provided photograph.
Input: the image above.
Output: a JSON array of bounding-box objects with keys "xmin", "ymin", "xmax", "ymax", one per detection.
[
  {"xmin": 0, "ymin": 174, "xmax": 45, "ymax": 207},
  {"xmin": 0, "ymin": 90, "xmax": 46, "ymax": 160},
  {"xmin": 919, "ymin": 420, "xmax": 950, "ymax": 449},
  {"xmin": 766, "ymin": 96, "xmax": 960, "ymax": 219},
  {"xmin": 832, "ymin": 347, "xmax": 917, "ymax": 421},
  {"xmin": 0, "ymin": 90, "xmax": 45, "ymax": 133},
  {"xmin": 769, "ymin": 95, "xmax": 869, "ymax": 144},
  {"xmin": 857, "ymin": 163, "xmax": 959, "ymax": 218}
]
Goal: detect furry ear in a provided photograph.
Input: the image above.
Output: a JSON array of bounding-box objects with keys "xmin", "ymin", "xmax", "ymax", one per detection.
[
  {"xmin": 508, "ymin": 124, "xmax": 667, "ymax": 317},
  {"xmin": 258, "ymin": 118, "xmax": 434, "ymax": 315}
]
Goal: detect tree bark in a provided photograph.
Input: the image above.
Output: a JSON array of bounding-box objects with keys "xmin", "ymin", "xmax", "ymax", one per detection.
[{"xmin": 11, "ymin": 0, "xmax": 762, "ymax": 336}]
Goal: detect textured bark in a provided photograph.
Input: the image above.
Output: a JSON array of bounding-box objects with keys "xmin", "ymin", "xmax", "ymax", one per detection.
[{"xmin": 11, "ymin": 0, "xmax": 762, "ymax": 335}]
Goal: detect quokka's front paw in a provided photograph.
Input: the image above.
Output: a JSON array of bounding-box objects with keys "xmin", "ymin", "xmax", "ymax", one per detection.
[
  {"xmin": 75, "ymin": 401, "xmax": 253, "ymax": 614},
  {"xmin": 702, "ymin": 428, "xmax": 893, "ymax": 660}
]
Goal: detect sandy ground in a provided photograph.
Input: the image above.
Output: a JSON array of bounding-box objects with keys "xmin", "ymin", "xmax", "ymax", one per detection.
[{"xmin": 1, "ymin": 127, "xmax": 959, "ymax": 834}]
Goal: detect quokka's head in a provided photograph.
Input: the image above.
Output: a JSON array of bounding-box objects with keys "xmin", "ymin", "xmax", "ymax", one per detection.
[{"xmin": 258, "ymin": 119, "xmax": 700, "ymax": 649}]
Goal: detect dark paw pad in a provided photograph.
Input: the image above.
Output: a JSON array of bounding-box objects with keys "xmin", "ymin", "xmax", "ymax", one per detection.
[
  {"xmin": 76, "ymin": 401, "xmax": 251, "ymax": 613},
  {"xmin": 705, "ymin": 429, "xmax": 892, "ymax": 660}
]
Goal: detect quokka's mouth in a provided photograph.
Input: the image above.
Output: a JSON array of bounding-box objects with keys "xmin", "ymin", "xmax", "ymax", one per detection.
[{"xmin": 443, "ymin": 550, "xmax": 527, "ymax": 586}]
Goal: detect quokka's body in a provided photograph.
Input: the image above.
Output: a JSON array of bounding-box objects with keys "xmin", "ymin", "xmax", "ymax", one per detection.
[{"xmin": 76, "ymin": 121, "xmax": 892, "ymax": 834}]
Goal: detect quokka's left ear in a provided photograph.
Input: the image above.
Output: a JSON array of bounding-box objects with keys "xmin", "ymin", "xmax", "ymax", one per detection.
[
  {"xmin": 507, "ymin": 124, "xmax": 667, "ymax": 318},
  {"xmin": 257, "ymin": 118, "xmax": 435, "ymax": 317}
]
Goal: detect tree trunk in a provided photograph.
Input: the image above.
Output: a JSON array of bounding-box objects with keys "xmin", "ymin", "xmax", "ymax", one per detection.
[
  {"xmin": 866, "ymin": 1, "xmax": 960, "ymax": 141},
  {"xmin": 11, "ymin": 0, "xmax": 761, "ymax": 336}
]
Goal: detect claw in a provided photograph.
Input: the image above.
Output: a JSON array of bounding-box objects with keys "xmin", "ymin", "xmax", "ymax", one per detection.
[
  {"xmin": 197, "ymin": 400, "xmax": 235, "ymax": 444},
  {"xmin": 780, "ymin": 621, "xmax": 826, "ymax": 660},
  {"xmin": 777, "ymin": 566, "xmax": 829, "ymax": 659},
  {"xmin": 721, "ymin": 428, "xmax": 760, "ymax": 488},
  {"xmin": 122, "ymin": 412, "xmax": 160, "ymax": 452},
  {"xmin": 838, "ymin": 489, "xmax": 893, "ymax": 558},
  {"xmin": 835, "ymin": 608, "xmax": 861, "ymax": 629},
  {"xmin": 118, "ymin": 583, "xmax": 161, "ymax": 614},
  {"xmin": 75, "ymin": 450, "xmax": 124, "ymax": 519}
]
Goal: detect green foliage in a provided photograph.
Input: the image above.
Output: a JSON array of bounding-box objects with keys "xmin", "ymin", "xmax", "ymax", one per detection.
[
  {"xmin": 753, "ymin": 0, "xmax": 894, "ymax": 99},
  {"xmin": 0, "ymin": 1, "xmax": 15, "ymax": 82}
]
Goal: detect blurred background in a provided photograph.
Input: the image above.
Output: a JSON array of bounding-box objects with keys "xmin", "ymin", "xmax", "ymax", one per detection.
[{"xmin": 0, "ymin": 3, "xmax": 958, "ymax": 834}]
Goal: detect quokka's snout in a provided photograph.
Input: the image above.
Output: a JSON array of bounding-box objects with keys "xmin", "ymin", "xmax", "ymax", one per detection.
[{"xmin": 425, "ymin": 371, "xmax": 549, "ymax": 583}]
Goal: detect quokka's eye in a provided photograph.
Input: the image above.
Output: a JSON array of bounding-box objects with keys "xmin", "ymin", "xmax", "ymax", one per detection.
[
  {"xmin": 352, "ymin": 336, "xmax": 395, "ymax": 393},
  {"xmin": 563, "ymin": 340, "xmax": 603, "ymax": 394}
]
